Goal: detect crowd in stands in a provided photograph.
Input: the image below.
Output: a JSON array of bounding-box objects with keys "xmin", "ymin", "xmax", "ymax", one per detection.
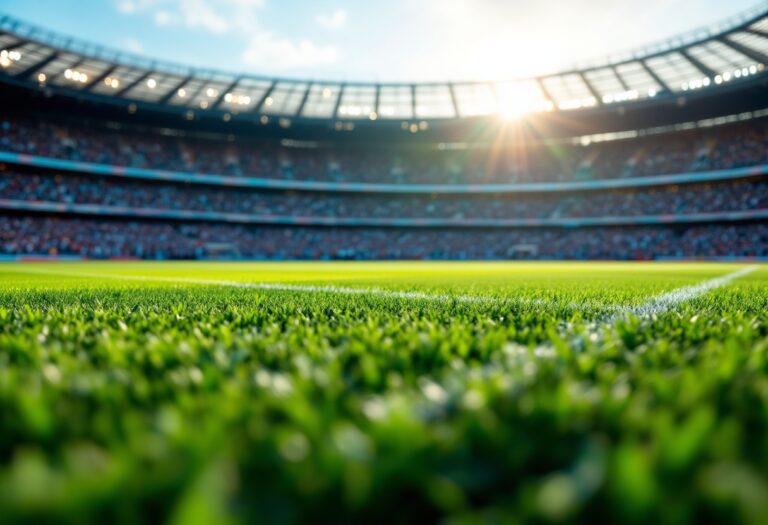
[
  {"xmin": 1, "ymin": 217, "xmax": 765, "ymax": 260},
  {"xmin": 2, "ymin": 112, "xmax": 767, "ymax": 260},
  {"xmin": 1, "ymin": 171, "xmax": 765, "ymax": 220},
  {"xmin": 2, "ymin": 115, "xmax": 768, "ymax": 185}
]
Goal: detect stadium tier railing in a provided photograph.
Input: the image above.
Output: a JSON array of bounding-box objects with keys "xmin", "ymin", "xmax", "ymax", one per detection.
[
  {"xmin": 0, "ymin": 151, "xmax": 767, "ymax": 195},
  {"xmin": 2, "ymin": 198, "xmax": 766, "ymax": 228}
]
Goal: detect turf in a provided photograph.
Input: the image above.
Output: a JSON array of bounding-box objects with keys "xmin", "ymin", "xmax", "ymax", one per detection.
[{"xmin": 0, "ymin": 261, "xmax": 767, "ymax": 524}]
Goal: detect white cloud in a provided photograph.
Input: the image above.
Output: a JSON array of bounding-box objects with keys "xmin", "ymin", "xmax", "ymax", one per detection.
[
  {"xmin": 153, "ymin": 10, "xmax": 173, "ymax": 26},
  {"xmin": 116, "ymin": 0, "xmax": 160, "ymax": 15},
  {"xmin": 121, "ymin": 37, "xmax": 145, "ymax": 53},
  {"xmin": 113, "ymin": 0, "xmax": 338, "ymax": 70},
  {"xmin": 114, "ymin": 0, "xmax": 263, "ymax": 33},
  {"xmin": 116, "ymin": 0, "xmax": 138, "ymax": 14},
  {"xmin": 392, "ymin": 0, "xmax": 702, "ymax": 80},
  {"xmin": 316, "ymin": 9, "xmax": 348, "ymax": 30},
  {"xmin": 174, "ymin": 0, "xmax": 231, "ymax": 33},
  {"xmin": 242, "ymin": 32, "xmax": 338, "ymax": 70}
]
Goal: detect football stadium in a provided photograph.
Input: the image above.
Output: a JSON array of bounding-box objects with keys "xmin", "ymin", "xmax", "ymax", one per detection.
[{"xmin": 1, "ymin": 1, "xmax": 768, "ymax": 523}]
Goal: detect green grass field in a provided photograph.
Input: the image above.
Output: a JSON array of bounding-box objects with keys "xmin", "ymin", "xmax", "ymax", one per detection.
[{"xmin": 1, "ymin": 261, "xmax": 767, "ymax": 524}]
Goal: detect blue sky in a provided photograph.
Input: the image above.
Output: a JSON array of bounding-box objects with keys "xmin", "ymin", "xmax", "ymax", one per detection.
[{"xmin": 1, "ymin": 0, "xmax": 760, "ymax": 82}]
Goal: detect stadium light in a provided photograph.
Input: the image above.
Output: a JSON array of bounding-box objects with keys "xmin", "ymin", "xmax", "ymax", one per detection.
[
  {"xmin": 340, "ymin": 105, "xmax": 372, "ymax": 117},
  {"xmin": 223, "ymin": 93, "xmax": 251, "ymax": 106},
  {"xmin": 147, "ymin": 78, "xmax": 157, "ymax": 89},
  {"xmin": 558, "ymin": 97, "xmax": 597, "ymax": 110},
  {"xmin": 602, "ymin": 90, "xmax": 639, "ymax": 104},
  {"xmin": 64, "ymin": 69, "xmax": 89, "ymax": 84},
  {"xmin": 0, "ymin": 49, "xmax": 21, "ymax": 68}
]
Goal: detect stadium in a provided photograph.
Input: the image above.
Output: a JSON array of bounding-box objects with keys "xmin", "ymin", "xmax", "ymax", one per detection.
[
  {"xmin": 1, "ymin": 1, "xmax": 768, "ymax": 524},
  {"xmin": 2, "ymin": 5, "xmax": 768, "ymax": 260}
]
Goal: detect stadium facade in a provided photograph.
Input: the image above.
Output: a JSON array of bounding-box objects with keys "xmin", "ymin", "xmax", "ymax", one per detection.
[{"xmin": 1, "ymin": 6, "xmax": 768, "ymax": 260}]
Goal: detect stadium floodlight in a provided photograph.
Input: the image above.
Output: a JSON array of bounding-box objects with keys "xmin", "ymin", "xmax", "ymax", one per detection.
[
  {"xmin": 223, "ymin": 93, "xmax": 251, "ymax": 106},
  {"xmin": 0, "ymin": 48, "xmax": 22, "ymax": 68},
  {"xmin": 64, "ymin": 69, "xmax": 88, "ymax": 83}
]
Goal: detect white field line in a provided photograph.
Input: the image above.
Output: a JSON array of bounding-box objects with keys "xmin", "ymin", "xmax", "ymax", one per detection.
[
  {"xmin": 430, "ymin": 265, "xmax": 762, "ymax": 407},
  {"xmin": 554, "ymin": 264, "xmax": 761, "ymax": 350},
  {"xmin": 17, "ymin": 265, "xmax": 759, "ymax": 317},
  {"xmin": 19, "ymin": 268, "xmax": 620, "ymax": 312},
  {"xmin": 609, "ymin": 264, "xmax": 760, "ymax": 322}
]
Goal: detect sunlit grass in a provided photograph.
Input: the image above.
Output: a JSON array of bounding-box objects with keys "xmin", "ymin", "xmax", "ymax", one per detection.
[{"xmin": 0, "ymin": 262, "xmax": 766, "ymax": 524}]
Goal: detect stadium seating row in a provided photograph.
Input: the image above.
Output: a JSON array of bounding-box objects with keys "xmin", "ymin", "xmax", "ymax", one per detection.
[
  {"xmin": 2, "ymin": 116, "xmax": 767, "ymax": 185},
  {"xmin": 1, "ymin": 171, "xmax": 765, "ymax": 221},
  {"xmin": 2, "ymin": 217, "xmax": 765, "ymax": 260}
]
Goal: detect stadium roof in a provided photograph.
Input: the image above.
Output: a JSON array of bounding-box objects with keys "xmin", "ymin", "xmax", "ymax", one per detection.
[{"xmin": 2, "ymin": 4, "xmax": 768, "ymax": 122}]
